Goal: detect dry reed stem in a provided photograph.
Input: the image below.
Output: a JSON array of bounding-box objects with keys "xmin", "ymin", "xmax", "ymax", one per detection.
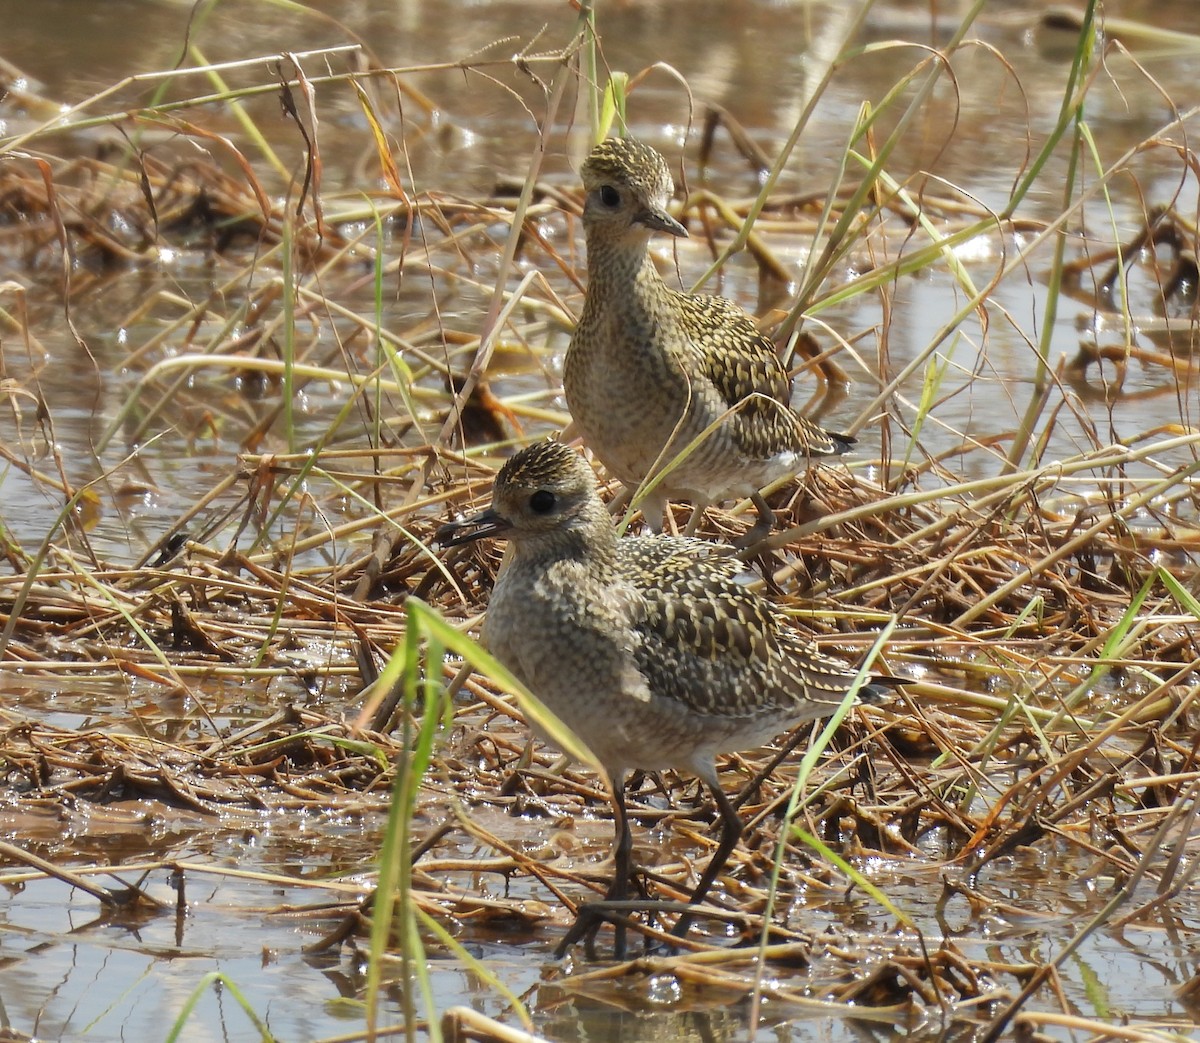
[{"xmin": 0, "ymin": 61, "xmax": 1196, "ymax": 1033}]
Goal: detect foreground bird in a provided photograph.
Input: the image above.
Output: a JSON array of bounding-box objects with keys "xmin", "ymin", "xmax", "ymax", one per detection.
[
  {"xmin": 438, "ymin": 440, "xmax": 897, "ymax": 956},
  {"xmin": 564, "ymin": 136, "xmax": 854, "ymax": 544}
]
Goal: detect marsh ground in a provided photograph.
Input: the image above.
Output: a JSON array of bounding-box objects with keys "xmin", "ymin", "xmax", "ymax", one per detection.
[{"xmin": 0, "ymin": 2, "xmax": 1198, "ymax": 1040}]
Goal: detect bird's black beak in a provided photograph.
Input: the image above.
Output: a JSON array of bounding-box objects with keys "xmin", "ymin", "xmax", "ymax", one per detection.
[
  {"xmin": 635, "ymin": 206, "xmax": 688, "ymax": 238},
  {"xmin": 436, "ymin": 508, "xmax": 512, "ymax": 548}
]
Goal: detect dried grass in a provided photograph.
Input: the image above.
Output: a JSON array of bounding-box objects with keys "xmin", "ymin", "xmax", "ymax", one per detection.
[{"xmin": 0, "ymin": 10, "xmax": 1198, "ymax": 1041}]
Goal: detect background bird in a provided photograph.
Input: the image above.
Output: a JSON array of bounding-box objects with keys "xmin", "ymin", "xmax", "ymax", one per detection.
[{"xmin": 564, "ymin": 137, "xmax": 854, "ymax": 545}]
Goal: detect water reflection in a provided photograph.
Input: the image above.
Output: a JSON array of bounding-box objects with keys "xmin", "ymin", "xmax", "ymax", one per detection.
[
  {"xmin": 2, "ymin": 1, "xmax": 1200, "ymax": 1040},
  {"xmin": 2, "ymin": 1, "xmax": 1198, "ymax": 552}
]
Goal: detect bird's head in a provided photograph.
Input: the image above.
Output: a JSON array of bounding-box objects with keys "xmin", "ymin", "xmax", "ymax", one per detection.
[
  {"xmin": 579, "ymin": 137, "xmax": 688, "ymax": 243},
  {"xmin": 437, "ymin": 441, "xmax": 607, "ymax": 548}
]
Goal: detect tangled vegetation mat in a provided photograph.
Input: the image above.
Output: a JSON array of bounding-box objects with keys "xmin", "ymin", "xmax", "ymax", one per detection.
[{"xmin": 0, "ymin": 3, "xmax": 1198, "ymax": 1041}]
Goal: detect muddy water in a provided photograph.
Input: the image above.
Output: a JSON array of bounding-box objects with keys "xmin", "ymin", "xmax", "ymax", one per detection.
[
  {"xmin": 0, "ymin": 0, "xmax": 1197, "ymax": 562},
  {"xmin": 2, "ymin": 1, "xmax": 1200, "ymax": 1040}
]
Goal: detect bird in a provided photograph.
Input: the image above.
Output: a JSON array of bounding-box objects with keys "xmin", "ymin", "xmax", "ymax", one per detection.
[
  {"xmin": 437, "ymin": 440, "xmax": 900, "ymax": 957},
  {"xmin": 563, "ymin": 135, "xmax": 855, "ymax": 546}
]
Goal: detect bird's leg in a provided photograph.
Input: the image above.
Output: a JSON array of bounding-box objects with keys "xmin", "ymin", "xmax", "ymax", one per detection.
[
  {"xmin": 605, "ymin": 485, "xmax": 631, "ymax": 519},
  {"xmin": 670, "ymin": 782, "xmax": 744, "ymax": 943},
  {"xmin": 732, "ymin": 491, "xmax": 776, "ymax": 550},
  {"xmin": 604, "ymin": 782, "xmax": 632, "ymax": 959},
  {"xmin": 639, "ymin": 490, "xmax": 670, "ymax": 535},
  {"xmin": 732, "ymin": 726, "xmax": 807, "ymax": 810},
  {"xmin": 555, "ymin": 775, "xmax": 637, "ymax": 960},
  {"xmin": 683, "ymin": 503, "xmax": 706, "ymax": 536},
  {"xmin": 497, "ymin": 739, "xmax": 537, "ymax": 796},
  {"xmin": 499, "ymin": 748, "xmax": 571, "ymax": 797}
]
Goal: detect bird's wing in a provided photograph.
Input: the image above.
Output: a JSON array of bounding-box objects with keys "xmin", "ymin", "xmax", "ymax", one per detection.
[
  {"xmin": 671, "ymin": 293, "xmax": 851, "ymax": 457},
  {"xmin": 619, "ymin": 536, "xmax": 860, "ymax": 720},
  {"xmin": 673, "ymin": 292, "xmax": 793, "ymax": 404}
]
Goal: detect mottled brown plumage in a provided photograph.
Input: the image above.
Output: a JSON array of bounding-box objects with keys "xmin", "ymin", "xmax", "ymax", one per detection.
[
  {"xmin": 438, "ymin": 440, "xmax": 897, "ymax": 956},
  {"xmin": 564, "ymin": 137, "xmax": 854, "ymax": 542}
]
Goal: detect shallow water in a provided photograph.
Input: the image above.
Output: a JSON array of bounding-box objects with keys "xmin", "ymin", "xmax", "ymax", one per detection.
[
  {"xmin": 4, "ymin": 751, "xmax": 1197, "ymax": 1042},
  {"xmin": 1, "ymin": 0, "xmax": 1198, "ymax": 565},
  {"xmin": 2, "ymin": 1, "xmax": 1200, "ymax": 1040}
]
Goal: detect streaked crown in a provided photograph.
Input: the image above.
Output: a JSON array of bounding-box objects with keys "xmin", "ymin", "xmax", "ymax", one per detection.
[
  {"xmin": 491, "ymin": 441, "xmax": 608, "ymax": 541},
  {"xmin": 496, "ymin": 439, "xmax": 587, "ymax": 491},
  {"xmin": 580, "ymin": 137, "xmax": 675, "ymax": 203}
]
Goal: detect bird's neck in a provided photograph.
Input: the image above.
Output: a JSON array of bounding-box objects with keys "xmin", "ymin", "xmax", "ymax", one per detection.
[{"xmin": 581, "ymin": 228, "xmax": 667, "ymax": 315}]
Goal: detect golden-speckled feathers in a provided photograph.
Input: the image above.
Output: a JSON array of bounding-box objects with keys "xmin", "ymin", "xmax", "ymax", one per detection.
[
  {"xmin": 618, "ymin": 535, "xmax": 879, "ymax": 720},
  {"xmin": 580, "ymin": 137, "xmax": 675, "ymax": 204},
  {"xmin": 436, "ymin": 440, "xmax": 901, "ymax": 954},
  {"xmin": 494, "ymin": 437, "xmax": 579, "ymax": 491},
  {"xmin": 669, "ymin": 290, "xmax": 853, "ymax": 461}
]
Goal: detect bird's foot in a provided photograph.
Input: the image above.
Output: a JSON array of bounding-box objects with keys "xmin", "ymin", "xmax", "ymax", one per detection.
[
  {"xmin": 732, "ymin": 522, "xmax": 772, "ymax": 553},
  {"xmin": 554, "ymin": 896, "xmax": 731, "ymax": 960},
  {"xmin": 732, "ymin": 502, "xmax": 775, "ymax": 551},
  {"xmin": 731, "ymin": 491, "xmax": 779, "ymax": 551},
  {"xmin": 554, "ymin": 900, "xmax": 639, "ymax": 961}
]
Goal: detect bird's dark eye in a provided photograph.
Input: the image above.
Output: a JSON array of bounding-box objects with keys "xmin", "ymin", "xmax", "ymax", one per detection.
[
  {"xmin": 529, "ymin": 489, "xmax": 556, "ymax": 513},
  {"xmin": 598, "ymin": 185, "xmax": 620, "ymax": 207}
]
